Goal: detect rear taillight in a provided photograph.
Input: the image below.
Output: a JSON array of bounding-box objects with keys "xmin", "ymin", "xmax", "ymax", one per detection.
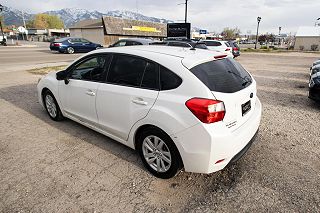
[
  {"xmin": 233, "ymin": 47, "xmax": 239, "ymax": 51},
  {"xmin": 53, "ymin": 43, "xmax": 62, "ymax": 47},
  {"xmin": 225, "ymin": 48, "xmax": 231, "ymax": 51},
  {"xmin": 185, "ymin": 98, "xmax": 225, "ymax": 124}
]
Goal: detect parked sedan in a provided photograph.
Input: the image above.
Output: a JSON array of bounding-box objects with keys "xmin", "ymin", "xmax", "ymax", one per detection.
[
  {"xmin": 50, "ymin": 37, "xmax": 103, "ymax": 54},
  {"xmin": 109, "ymin": 38, "xmax": 154, "ymax": 47},
  {"xmin": 37, "ymin": 46, "xmax": 262, "ymax": 179}
]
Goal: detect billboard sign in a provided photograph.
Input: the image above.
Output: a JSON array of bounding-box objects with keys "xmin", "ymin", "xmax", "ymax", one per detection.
[
  {"xmin": 167, "ymin": 23, "xmax": 191, "ymax": 39},
  {"xmin": 199, "ymin": 29, "xmax": 207, "ymax": 34}
]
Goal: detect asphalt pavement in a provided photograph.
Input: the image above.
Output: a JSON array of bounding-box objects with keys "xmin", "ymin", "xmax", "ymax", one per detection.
[{"xmin": 0, "ymin": 45, "xmax": 80, "ymax": 73}]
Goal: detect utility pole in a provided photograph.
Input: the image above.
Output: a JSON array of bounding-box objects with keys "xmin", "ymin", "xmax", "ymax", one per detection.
[
  {"xmin": 255, "ymin": 16, "xmax": 261, "ymax": 49},
  {"xmin": 278, "ymin": 26, "xmax": 281, "ymax": 35},
  {"xmin": 315, "ymin": 18, "xmax": 320, "ymax": 26},
  {"xmin": 179, "ymin": 0, "xmax": 189, "ymax": 23},
  {"xmin": 185, "ymin": 0, "xmax": 188, "ymax": 23}
]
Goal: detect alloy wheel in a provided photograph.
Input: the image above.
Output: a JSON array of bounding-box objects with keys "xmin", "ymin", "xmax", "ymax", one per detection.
[
  {"xmin": 45, "ymin": 95, "xmax": 57, "ymax": 118},
  {"xmin": 142, "ymin": 135, "xmax": 172, "ymax": 173},
  {"xmin": 67, "ymin": 47, "xmax": 74, "ymax": 54}
]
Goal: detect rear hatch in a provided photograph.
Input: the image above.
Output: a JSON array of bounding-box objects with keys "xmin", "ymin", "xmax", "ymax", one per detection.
[{"xmin": 185, "ymin": 58, "xmax": 256, "ymax": 131}]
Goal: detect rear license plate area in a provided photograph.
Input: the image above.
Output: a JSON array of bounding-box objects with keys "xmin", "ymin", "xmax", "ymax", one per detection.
[{"xmin": 241, "ymin": 100, "xmax": 251, "ymax": 116}]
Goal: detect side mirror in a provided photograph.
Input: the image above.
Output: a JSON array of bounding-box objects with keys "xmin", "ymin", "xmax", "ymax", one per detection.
[
  {"xmin": 56, "ymin": 70, "xmax": 69, "ymax": 84},
  {"xmin": 56, "ymin": 70, "xmax": 67, "ymax": 80}
]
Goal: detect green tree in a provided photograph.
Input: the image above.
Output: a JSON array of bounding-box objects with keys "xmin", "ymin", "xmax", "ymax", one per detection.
[
  {"xmin": 47, "ymin": 15, "xmax": 64, "ymax": 28},
  {"xmin": 0, "ymin": 16, "xmax": 5, "ymax": 28},
  {"xmin": 31, "ymin": 14, "xmax": 64, "ymax": 29},
  {"xmin": 221, "ymin": 27, "xmax": 241, "ymax": 39}
]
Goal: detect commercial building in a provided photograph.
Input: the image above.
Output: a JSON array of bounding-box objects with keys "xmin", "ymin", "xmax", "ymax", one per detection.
[
  {"xmin": 69, "ymin": 16, "xmax": 167, "ymax": 46},
  {"xmin": 294, "ymin": 26, "xmax": 320, "ymax": 51}
]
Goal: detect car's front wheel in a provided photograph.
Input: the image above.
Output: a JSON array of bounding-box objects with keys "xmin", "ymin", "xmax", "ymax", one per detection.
[
  {"xmin": 137, "ymin": 127, "xmax": 182, "ymax": 179},
  {"xmin": 43, "ymin": 90, "xmax": 64, "ymax": 121},
  {"xmin": 67, "ymin": 47, "xmax": 75, "ymax": 54}
]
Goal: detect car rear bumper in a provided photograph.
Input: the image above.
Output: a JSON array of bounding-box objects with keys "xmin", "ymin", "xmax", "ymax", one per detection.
[
  {"xmin": 173, "ymin": 97, "xmax": 262, "ymax": 174},
  {"xmin": 50, "ymin": 46, "xmax": 67, "ymax": 52},
  {"xmin": 232, "ymin": 51, "xmax": 241, "ymax": 57}
]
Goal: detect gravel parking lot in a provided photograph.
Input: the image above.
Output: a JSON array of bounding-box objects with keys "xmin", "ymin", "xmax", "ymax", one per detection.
[{"xmin": 0, "ymin": 51, "xmax": 319, "ymax": 212}]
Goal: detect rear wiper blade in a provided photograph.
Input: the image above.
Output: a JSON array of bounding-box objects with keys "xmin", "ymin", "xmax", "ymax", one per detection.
[{"xmin": 227, "ymin": 70, "xmax": 252, "ymax": 86}]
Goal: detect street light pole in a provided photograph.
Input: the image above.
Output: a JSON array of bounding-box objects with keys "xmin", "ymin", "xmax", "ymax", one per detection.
[
  {"xmin": 184, "ymin": 0, "xmax": 188, "ymax": 23},
  {"xmin": 315, "ymin": 18, "xmax": 320, "ymax": 26},
  {"xmin": 0, "ymin": 4, "xmax": 6, "ymax": 46},
  {"xmin": 255, "ymin": 16, "xmax": 261, "ymax": 49},
  {"xmin": 278, "ymin": 26, "xmax": 282, "ymax": 35}
]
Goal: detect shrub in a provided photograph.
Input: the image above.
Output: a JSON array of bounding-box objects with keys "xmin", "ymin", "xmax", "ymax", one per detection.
[
  {"xmin": 260, "ymin": 46, "xmax": 268, "ymax": 49},
  {"xmin": 299, "ymin": 45, "xmax": 304, "ymax": 51},
  {"xmin": 311, "ymin": 44, "xmax": 319, "ymax": 51}
]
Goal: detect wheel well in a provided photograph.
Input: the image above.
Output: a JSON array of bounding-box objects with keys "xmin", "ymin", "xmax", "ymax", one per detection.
[
  {"xmin": 41, "ymin": 88, "xmax": 50, "ymax": 102},
  {"xmin": 134, "ymin": 124, "xmax": 184, "ymax": 168}
]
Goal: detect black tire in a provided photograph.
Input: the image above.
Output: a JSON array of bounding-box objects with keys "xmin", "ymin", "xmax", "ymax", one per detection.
[
  {"xmin": 67, "ymin": 47, "xmax": 75, "ymax": 54},
  {"xmin": 137, "ymin": 127, "xmax": 183, "ymax": 179},
  {"xmin": 43, "ymin": 90, "xmax": 64, "ymax": 121}
]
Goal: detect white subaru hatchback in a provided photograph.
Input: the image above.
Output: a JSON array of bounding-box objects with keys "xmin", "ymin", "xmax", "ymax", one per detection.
[{"xmin": 37, "ymin": 46, "xmax": 262, "ymax": 179}]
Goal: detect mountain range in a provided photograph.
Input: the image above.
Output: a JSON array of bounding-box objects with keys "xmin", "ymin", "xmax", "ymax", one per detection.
[{"xmin": 1, "ymin": 6, "xmax": 172, "ymax": 27}]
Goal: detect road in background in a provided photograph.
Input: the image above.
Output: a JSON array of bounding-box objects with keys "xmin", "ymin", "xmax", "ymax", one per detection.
[{"xmin": 0, "ymin": 46, "xmax": 81, "ymax": 73}]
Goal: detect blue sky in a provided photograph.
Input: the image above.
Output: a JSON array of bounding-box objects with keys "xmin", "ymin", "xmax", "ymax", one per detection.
[{"xmin": 3, "ymin": 0, "xmax": 320, "ymax": 34}]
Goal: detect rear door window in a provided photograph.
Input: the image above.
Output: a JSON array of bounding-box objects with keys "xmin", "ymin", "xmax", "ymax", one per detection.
[
  {"xmin": 190, "ymin": 58, "xmax": 252, "ymax": 93},
  {"xmin": 160, "ymin": 66, "xmax": 182, "ymax": 90},
  {"xmin": 107, "ymin": 55, "xmax": 146, "ymax": 87},
  {"xmin": 141, "ymin": 63, "xmax": 159, "ymax": 90}
]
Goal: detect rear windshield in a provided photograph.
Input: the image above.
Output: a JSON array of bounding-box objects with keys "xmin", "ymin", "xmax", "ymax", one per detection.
[
  {"xmin": 204, "ymin": 41, "xmax": 221, "ymax": 46},
  {"xmin": 54, "ymin": 37, "xmax": 70, "ymax": 42},
  {"xmin": 195, "ymin": 43, "xmax": 208, "ymax": 49},
  {"xmin": 190, "ymin": 58, "xmax": 252, "ymax": 93}
]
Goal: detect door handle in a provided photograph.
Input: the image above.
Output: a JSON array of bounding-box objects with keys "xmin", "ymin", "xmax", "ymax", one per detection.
[
  {"xmin": 132, "ymin": 98, "xmax": 148, "ymax": 106},
  {"xmin": 85, "ymin": 90, "xmax": 96, "ymax": 96}
]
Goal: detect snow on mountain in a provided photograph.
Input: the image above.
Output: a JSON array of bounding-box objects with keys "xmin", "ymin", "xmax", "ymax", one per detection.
[
  {"xmin": 1, "ymin": 7, "xmax": 172, "ymax": 27},
  {"xmin": 1, "ymin": 6, "xmax": 32, "ymax": 26}
]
